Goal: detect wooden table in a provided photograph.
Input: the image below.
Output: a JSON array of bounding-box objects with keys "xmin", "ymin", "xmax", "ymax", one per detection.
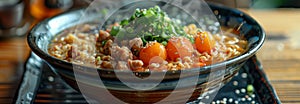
[
  {"xmin": 0, "ymin": 8, "xmax": 299, "ymax": 103},
  {"xmin": 242, "ymin": 9, "xmax": 300, "ymax": 104}
]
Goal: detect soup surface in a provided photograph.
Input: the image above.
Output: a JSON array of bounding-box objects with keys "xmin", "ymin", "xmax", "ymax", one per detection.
[{"xmin": 48, "ymin": 6, "xmax": 247, "ymax": 72}]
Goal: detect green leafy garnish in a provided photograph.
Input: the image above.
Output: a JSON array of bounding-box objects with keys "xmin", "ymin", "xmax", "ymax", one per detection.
[
  {"xmin": 247, "ymin": 84, "xmax": 254, "ymax": 95},
  {"xmin": 96, "ymin": 56, "xmax": 101, "ymax": 61},
  {"xmin": 110, "ymin": 6, "xmax": 193, "ymax": 45}
]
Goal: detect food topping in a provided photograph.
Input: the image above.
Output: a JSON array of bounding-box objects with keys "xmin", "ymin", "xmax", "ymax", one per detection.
[{"xmin": 49, "ymin": 6, "xmax": 248, "ymax": 72}]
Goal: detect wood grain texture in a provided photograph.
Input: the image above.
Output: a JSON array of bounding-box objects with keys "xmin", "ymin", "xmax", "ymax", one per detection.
[{"xmin": 242, "ymin": 9, "xmax": 300, "ymax": 104}]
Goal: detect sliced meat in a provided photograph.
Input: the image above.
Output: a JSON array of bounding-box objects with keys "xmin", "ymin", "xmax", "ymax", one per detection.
[
  {"xmin": 101, "ymin": 61, "xmax": 113, "ymax": 69},
  {"xmin": 129, "ymin": 38, "xmax": 143, "ymax": 50},
  {"xmin": 98, "ymin": 30, "xmax": 111, "ymax": 42},
  {"xmin": 103, "ymin": 39, "xmax": 113, "ymax": 55},
  {"xmin": 111, "ymin": 46, "xmax": 133, "ymax": 61},
  {"xmin": 129, "ymin": 38, "xmax": 143, "ymax": 56},
  {"xmin": 128, "ymin": 59, "xmax": 144, "ymax": 71}
]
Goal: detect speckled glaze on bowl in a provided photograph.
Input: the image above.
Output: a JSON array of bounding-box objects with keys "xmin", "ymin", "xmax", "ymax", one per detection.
[{"xmin": 27, "ymin": 3, "xmax": 265, "ymax": 103}]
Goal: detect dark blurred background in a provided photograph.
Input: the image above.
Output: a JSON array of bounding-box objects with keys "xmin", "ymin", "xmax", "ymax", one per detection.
[
  {"xmin": 206, "ymin": 0, "xmax": 300, "ymax": 8},
  {"xmin": 1, "ymin": 0, "xmax": 300, "ymax": 37}
]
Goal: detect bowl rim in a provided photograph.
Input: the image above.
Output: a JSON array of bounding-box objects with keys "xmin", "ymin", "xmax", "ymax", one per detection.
[{"xmin": 27, "ymin": 4, "xmax": 266, "ymax": 75}]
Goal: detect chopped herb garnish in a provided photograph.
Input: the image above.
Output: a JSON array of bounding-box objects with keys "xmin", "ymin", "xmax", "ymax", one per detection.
[
  {"xmin": 247, "ymin": 84, "xmax": 254, "ymax": 95},
  {"xmin": 101, "ymin": 40, "xmax": 107, "ymax": 46},
  {"xmin": 110, "ymin": 26, "xmax": 120, "ymax": 36},
  {"xmin": 110, "ymin": 6, "xmax": 193, "ymax": 45},
  {"xmin": 96, "ymin": 56, "xmax": 101, "ymax": 61}
]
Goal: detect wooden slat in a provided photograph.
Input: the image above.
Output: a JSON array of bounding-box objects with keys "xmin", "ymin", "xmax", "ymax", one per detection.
[
  {"xmin": 0, "ymin": 37, "xmax": 30, "ymax": 62},
  {"xmin": 0, "ymin": 37, "xmax": 28, "ymax": 103},
  {"xmin": 271, "ymin": 81, "xmax": 300, "ymax": 102},
  {"xmin": 242, "ymin": 9, "xmax": 300, "ymax": 103}
]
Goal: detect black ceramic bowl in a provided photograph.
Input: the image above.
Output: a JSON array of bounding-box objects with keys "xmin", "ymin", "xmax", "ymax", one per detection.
[{"xmin": 27, "ymin": 3, "xmax": 265, "ymax": 104}]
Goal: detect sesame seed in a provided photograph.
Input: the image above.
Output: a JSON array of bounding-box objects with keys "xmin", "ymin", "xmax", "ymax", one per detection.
[
  {"xmin": 235, "ymin": 89, "xmax": 240, "ymax": 94},
  {"xmin": 212, "ymin": 101, "xmax": 216, "ymax": 104},
  {"xmin": 216, "ymin": 100, "xmax": 220, "ymax": 104},
  {"xmin": 241, "ymin": 98, "xmax": 246, "ymax": 101},
  {"xmin": 223, "ymin": 98, "xmax": 227, "ymax": 102},
  {"xmin": 233, "ymin": 81, "xmax": 238, "ymax": 86},
  {"xmin": 220, "ymin": 100, "xmax": 226, "ymax": 104},
  {"xmin": 251, "ymin": 101, "xmax": 255, "ymax": 104},
  {"xmin": 241, "ymin": 73, "xmax": 247, "ymax": 78},
  {"xmin": 228, "ymin": 98, "xmax": 233, "ymax": 103},
  {"xmin": 48, "ymin": 76, "xmax": 54, "ymax": 82},
  {"xmin": 245, "ymin": 95, "xmax": 249, "ymax": 98},
  {"xmin": 251, "ymin": 94, "xmax": 256, "ymax": 98},
  {"xmin": 247, "ymin": 97, "xmax": 252, "ymax": 101},
  {"xmin": 241, "ymin": 88, "xmax": 246, "ymax": 93},
  {"xmin": 234, "ymin": 101, "xmax": 238, "ymax": 104}
]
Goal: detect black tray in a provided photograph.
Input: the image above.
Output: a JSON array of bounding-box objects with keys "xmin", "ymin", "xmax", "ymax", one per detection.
[{"xmin": 13, "ymin": 53, "xmax": 281, "ymax": 104}]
